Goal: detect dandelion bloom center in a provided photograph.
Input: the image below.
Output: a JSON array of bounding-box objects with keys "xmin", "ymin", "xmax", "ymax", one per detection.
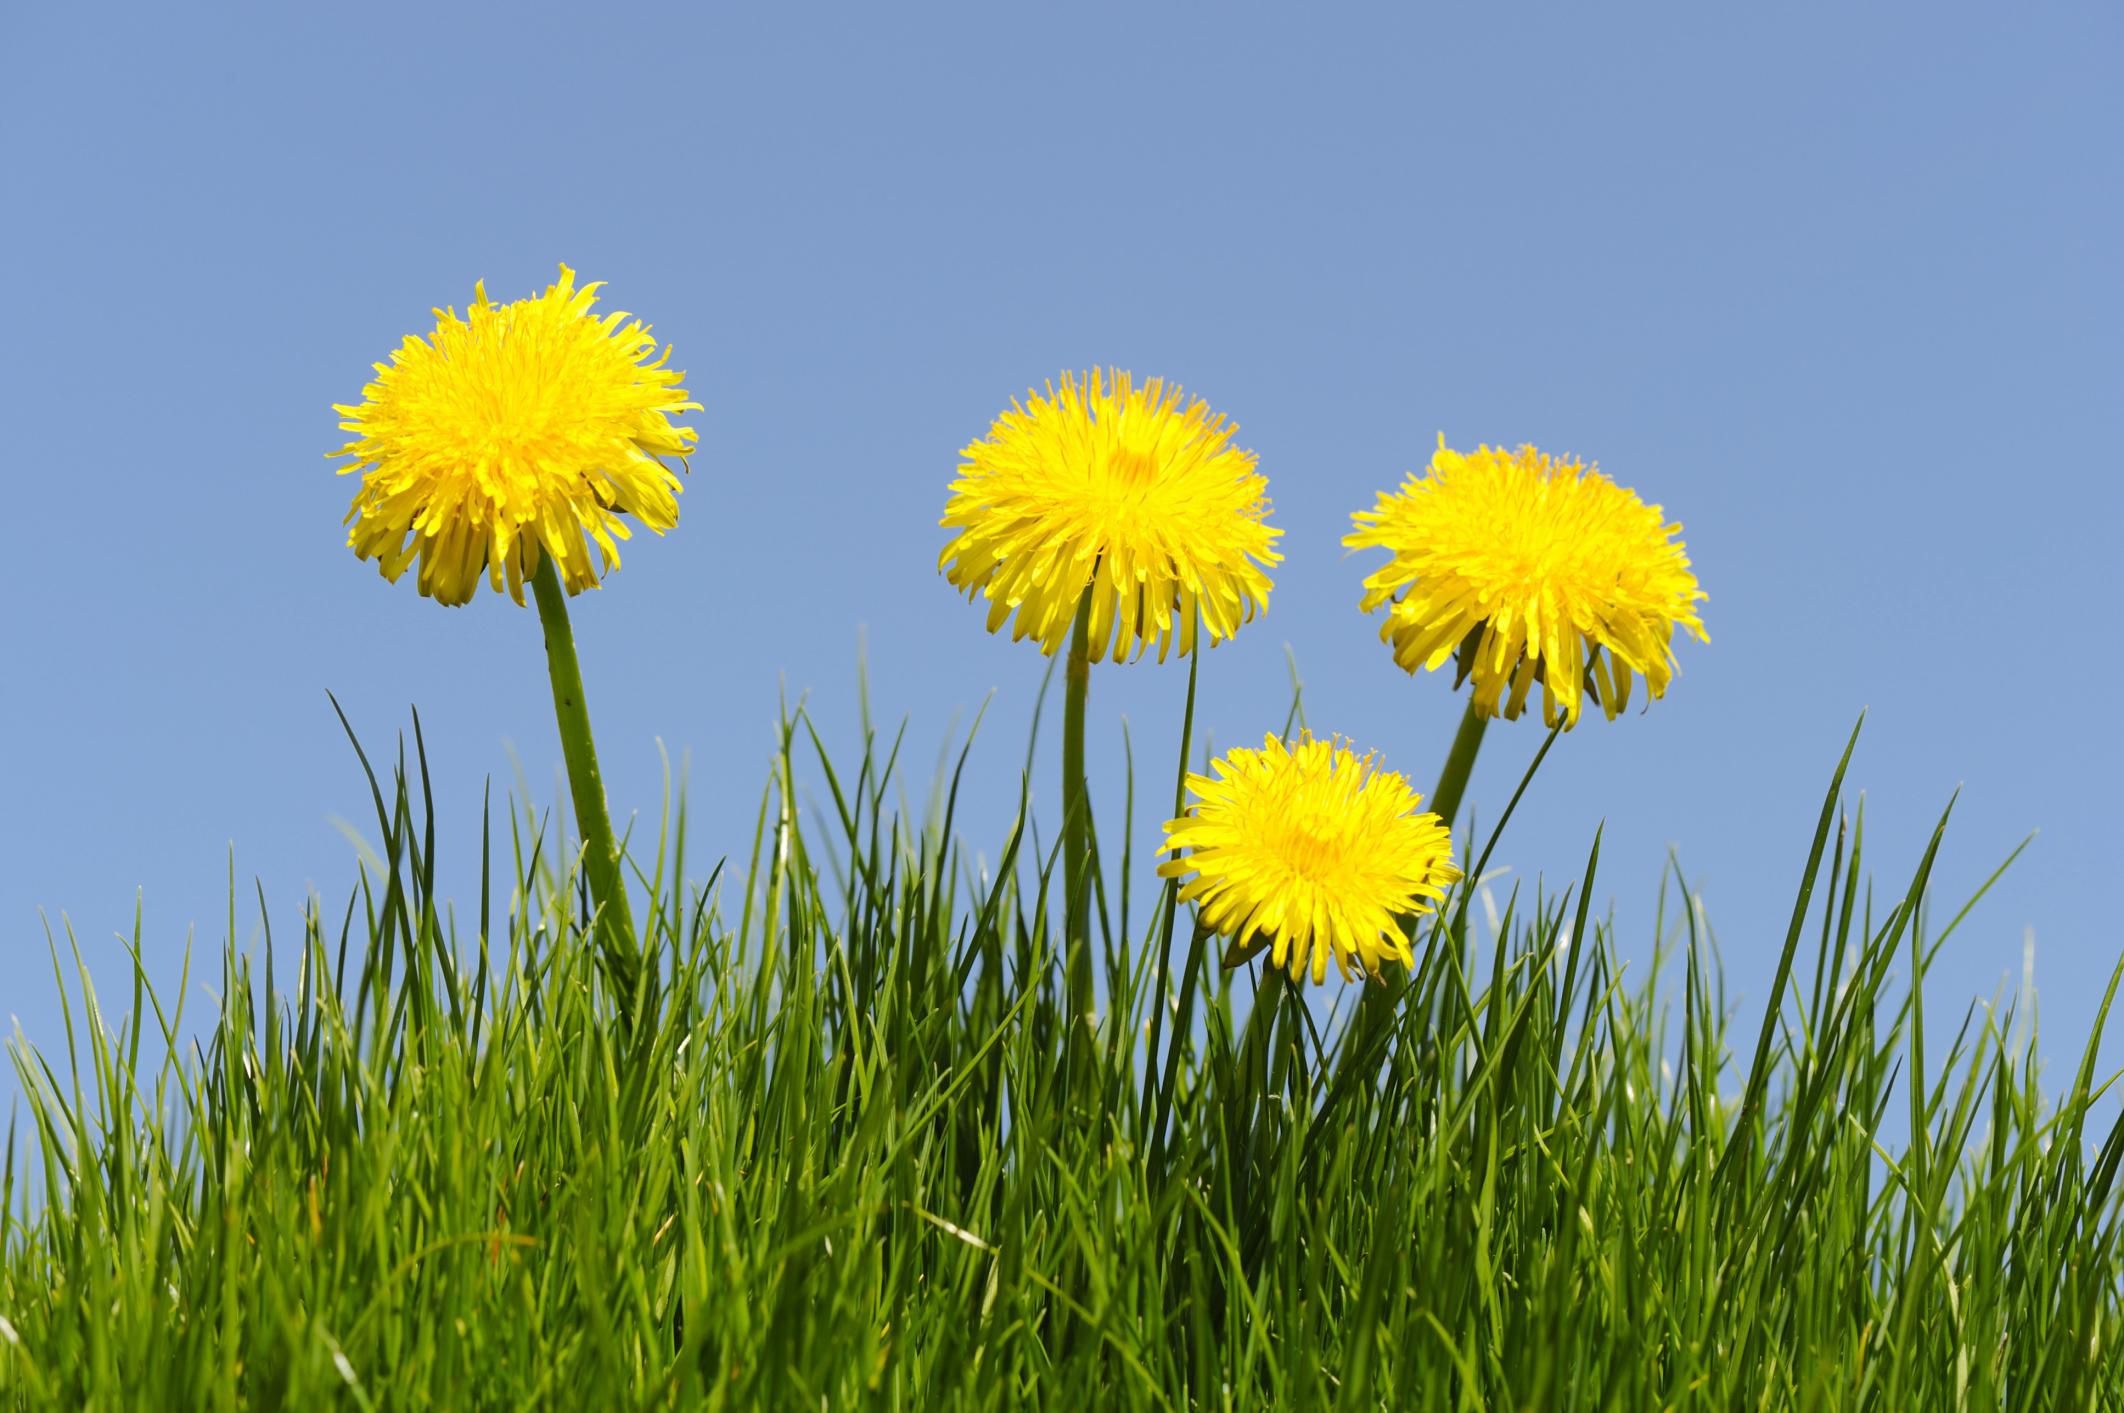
[
  {"xmin": 330, "ymin": 265, "xmax": 699, "ymax": 606},
  {"xmin": 1159, "ymin": 733, "xmax": 1460, "ymax": 985},
  {"xmin": 939, "ymin": 370, "xmax": 1282, "ymax": 662},
  {"xmin": 1345, "ymin": 438, "xmax": 1707, "ymax": 727}
]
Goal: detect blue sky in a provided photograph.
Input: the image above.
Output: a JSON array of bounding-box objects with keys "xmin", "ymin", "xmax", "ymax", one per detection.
[{"xmin": 4, "ymin": 4, "xmax": 2119, "ymax": 1088}]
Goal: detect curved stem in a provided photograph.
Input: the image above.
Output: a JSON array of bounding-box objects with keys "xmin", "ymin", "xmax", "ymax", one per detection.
[
  {"xmin": 1061, "ymin": 587, "xmax": 1096, "ymax": 1023},
  {"xmin": 530, "ymin": 554, "xmax": 640, "ymax": 1011},
  {"xmin": 1137, "ymin": 623, "xmax": 1201, "ymax": 1142},
  {"xmin": 1428, "ymin": 700, "xmax": 1490, "ymax": 829},
  {"xmin": 1332, "ymin": 696, "xmax": 1491, "ymax": 1078}
]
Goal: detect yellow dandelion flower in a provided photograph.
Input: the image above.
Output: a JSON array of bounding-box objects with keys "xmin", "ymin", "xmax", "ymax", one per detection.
[
  {"xmin": 939, "ymin": 370, "xmax": 1282, "ymax": 662},
  {"xmin": 1345, "ymin": 437, "xmax": 1707, "ymax": 728},
  {"xmin": 1158, "ymin": 733, "xmax": 1460, "ymax": 986},
  {"xmin": 331, "ymin": 265, "xmax": 699, "ymax": 606}
]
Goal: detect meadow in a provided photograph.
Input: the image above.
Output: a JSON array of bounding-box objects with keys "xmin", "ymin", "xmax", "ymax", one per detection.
[
  {"xmin": 5, "ymin": 693, "xmax": 2118, "ymax": 1409},
  {"xmin": 3, "ymin": 282, "xmax": 2119, "ymax": 1410}
]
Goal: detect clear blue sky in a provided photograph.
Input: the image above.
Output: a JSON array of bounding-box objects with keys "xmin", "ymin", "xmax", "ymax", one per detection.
[{"xmin": 4, "ymin": 5, "xmax": 2119, "ymax": 1089}]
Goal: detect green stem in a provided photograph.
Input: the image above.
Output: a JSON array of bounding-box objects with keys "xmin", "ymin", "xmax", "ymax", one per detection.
[
  {"xmin": 1333, "ymin": 697, "xmax": 1491, "ymax": 1078},
  {"xmin": 1137, "ymin": 626, "xmax": 1201, "ymax": 1143},
  {"xmin": 1428, "ymin": 700, "xmax": 1490, "ymax": 829},
  {"xmin": 1148, "ymin": 922, "xmax": 1209, "ymax": 1183},
  {"xmin": 1061, "ymin": 587, "xmax": 1096, "ymax": 1023},
  {"xmin": 530, "ymin": 555, "xmax": 640, "ymax": 1010}
]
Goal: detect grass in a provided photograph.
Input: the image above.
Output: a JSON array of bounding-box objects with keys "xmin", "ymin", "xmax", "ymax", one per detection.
[{"xmin": 3, "ymin": 678, "xmax": 2121, "ymax": 1410}]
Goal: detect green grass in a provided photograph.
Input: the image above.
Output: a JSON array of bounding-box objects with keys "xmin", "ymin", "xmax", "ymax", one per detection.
[{"xmin": 3, "ymin": 685, "xmax": 2121, "ymax": 1409}]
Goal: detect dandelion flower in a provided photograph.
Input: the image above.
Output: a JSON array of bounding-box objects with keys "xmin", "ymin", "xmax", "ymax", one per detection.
[
  {"xmin": 1346, "ymin": 438, "xmax": 1706, "ymax": 727},
  {"xmin": 939, "ymin": 370, "xmax": 1281, "ymax": 662},
  {"xmin": 331, "ymin": 265, "xmax": 698, "ymax": 606},
  {"xmin": 1159, "ymin": 733, "xmax": 1460, "ymax": 986}
]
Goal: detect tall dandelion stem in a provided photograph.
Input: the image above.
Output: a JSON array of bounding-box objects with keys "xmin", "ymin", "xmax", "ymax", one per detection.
[
  {"xmin": 530, "ymin": 554, "xmax": 640, "ymax": 1005},
  {"xmin": 1061, "ymin": 585, "xmax": 1096, "ymax": 1022},
  {"xmin": 1429, "ymin": 701, "xmax": 1489, "ymax": 830}
]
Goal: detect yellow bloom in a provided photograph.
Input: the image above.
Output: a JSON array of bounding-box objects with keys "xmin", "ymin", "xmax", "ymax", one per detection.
[
  {"xmin": 1159, "ymin": 733, "xmax": 1460, "ymax": 986},
  {"xmin": 331, "ymin": 265, "xmax": 698, "ymax": 606},
  {"xmin": 1345, "ymin": 438, "xmax": 1707, "ymax": 727},
  {"xmin": 939, "ymin": 370, "xmax": 1281, "ymax": 662}
]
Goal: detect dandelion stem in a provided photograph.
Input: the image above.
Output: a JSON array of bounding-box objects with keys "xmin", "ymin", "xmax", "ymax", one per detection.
[
  {"xmin": 1329, "ymin": 700, "xmax": 1490, "ymax": 1080},
  {"xmin": 530, "ymin": 554, "xmax": 640, "ymax": 1014},
  {"xmin": 1429, "ymin": 701, "xmax": 1489, "ymax": 828},
  {"xmin": 1061, "ymin": 586, "xmax": 1096, "ymax": 1026}
]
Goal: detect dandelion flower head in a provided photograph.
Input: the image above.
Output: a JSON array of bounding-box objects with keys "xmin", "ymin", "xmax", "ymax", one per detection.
[
  {"xmin": 1159, "ymin": 733, "xmax": 1460, "ymax": 986},
  {"xmin": 939, "ymin": 370, "xmax": 1281, "ymax": 662},
  {"xmin": 1345, "ymin": 438, "xmax": 1706, "ymax": 727},
  {"xmin": 331, "ymin": 265, "xmax": 698, "ymax": 606}
]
